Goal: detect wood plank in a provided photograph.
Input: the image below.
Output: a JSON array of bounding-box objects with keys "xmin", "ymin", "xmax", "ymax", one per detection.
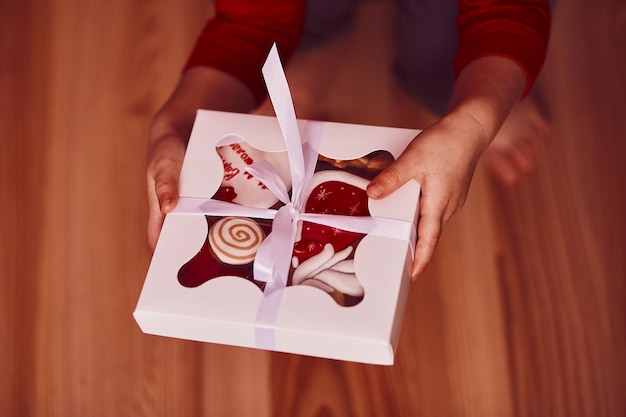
[
  {"xmin": 490, "ymin": 1, "xmax": 626, "ymax": 415},
  {"xmin": 0, "ymin": 1, "xmax": 50, "ymax": 415}
]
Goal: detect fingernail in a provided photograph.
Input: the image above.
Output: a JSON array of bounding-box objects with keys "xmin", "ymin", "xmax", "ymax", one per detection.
[
  {"xmin": 161, "ymin": 198, "xmax": 172, "ymax": 210},
  {"xmin": 367, "ymin": 182, "xmax": 382, "ymax": 199}
]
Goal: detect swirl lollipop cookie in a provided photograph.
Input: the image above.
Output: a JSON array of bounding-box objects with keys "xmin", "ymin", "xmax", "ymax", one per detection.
[{"xmin": 209, "ymin": 217, "xmax": 266, "ymax": 265}]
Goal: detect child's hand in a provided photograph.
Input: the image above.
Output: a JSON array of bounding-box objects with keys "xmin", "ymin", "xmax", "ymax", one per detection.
[
  {"xmin": 367, "ymin": 56, "xmax": 527, "ymax": 279},
  {"xmin": 367, "ymin": 110, "xmax": 488, "ymax": 279},
  {"xmin": 145, "ymin": 67, "xmax": 256, "ymax": 251}
]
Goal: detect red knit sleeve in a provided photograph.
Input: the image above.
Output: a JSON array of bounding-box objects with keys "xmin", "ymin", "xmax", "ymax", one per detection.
[
  {"xmin": 184, "ymin": 0, "xmax": 306, "ymax": 105},
  {"xmin": 455, "ymin": 0, "xmax": 551, "ymax": 96}
]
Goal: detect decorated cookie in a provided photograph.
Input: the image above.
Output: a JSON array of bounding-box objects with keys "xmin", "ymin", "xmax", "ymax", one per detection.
[
  {"xmin": 292, "ymin": 170, "xmax": 370, "ymax": 263},
  {"xmin": 177, "ymin": 216, "xmax": 272, "ymax": 289},
  {"xmin": 209, "ymin": 217, "xmax": 266, "ymax": 265},
  {"xmin": 214, "ymin": 140, "xmax": 291, "ymax": 208},
  {"xmin": 289, "ymin": 170, "xmax": 371, "ymax": 306}
]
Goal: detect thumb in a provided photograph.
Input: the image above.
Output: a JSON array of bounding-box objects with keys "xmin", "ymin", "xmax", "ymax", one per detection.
[
  {"xmin": 154, "ymin": 168, "xmax": 180, "ymax": 213},
  {"xmin": 366, "ymin": 154, "xmax": 417, "ymax": 200},
  {"xmin": 146, "ymin": 156, "xmax": 182, "ymax": 251}
]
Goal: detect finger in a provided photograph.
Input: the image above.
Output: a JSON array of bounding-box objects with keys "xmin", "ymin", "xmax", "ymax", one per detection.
[
  {"xmin": 153, "ymin": 160, "xmax": 180, "ymax": 214},
  {"xmin": 367, "ymin": 149, "xmax": 421, "ymax": 200},
  {"xmin": 146, "ymin": 154, "xmax": 183, "ymax": 251},
  {"xmin": 411, "ymin": 210, "xmax": 443, "ymax": 280},
  {"xmin": 146, "ymin": 203, "xmax": 165, "ymax": 252},
  {"xmin": 409, "ymin": 184, "xmax": 454, "ymax": 280},
  {"xmin": 146, "ymin": 178, "xmax": 178, "ymax": 252}
]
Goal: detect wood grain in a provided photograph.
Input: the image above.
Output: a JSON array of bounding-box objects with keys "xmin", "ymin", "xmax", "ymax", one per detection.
[
  {"xmin": 1, "ymin": 0, "xmax": 624, "ymax": 416},
  {"xmin": 1, "ymin": 1, "xmax": 49, "ymax": 415}
]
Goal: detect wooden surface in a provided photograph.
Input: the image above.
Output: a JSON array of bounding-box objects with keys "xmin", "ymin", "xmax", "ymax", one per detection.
[{"xmin": 1, "ymin": 0, "xmax": 624, "ymax": 416}]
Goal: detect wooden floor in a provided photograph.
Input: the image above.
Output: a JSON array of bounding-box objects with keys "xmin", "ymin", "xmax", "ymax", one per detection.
[{"xmin": 2, "ymin": 0, "xmax": 624, "ymax": 416}]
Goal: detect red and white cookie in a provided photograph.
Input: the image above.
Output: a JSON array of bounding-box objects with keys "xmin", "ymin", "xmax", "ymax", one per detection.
[{"xmin": 290, "ymin": 170, "xmax": 370, "ymax": 300}]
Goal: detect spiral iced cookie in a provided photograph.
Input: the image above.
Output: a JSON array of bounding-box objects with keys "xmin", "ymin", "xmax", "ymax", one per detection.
[{"xmin": 209, "ymin": 217, "xmax": 265, "ymax": 265}]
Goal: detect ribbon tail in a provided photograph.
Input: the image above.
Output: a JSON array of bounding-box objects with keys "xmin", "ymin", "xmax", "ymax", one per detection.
[
  {"xmin": 253, "ymin": 205, "xmax": 298, "ymax": 350},
  {"xmin": 262, "ymin": 44, "xmax": 306, "ymax": 202},
  {"xmin": 253, "ymin": 205, "xmax": 298, "ymax": 284},
  {"xmin": 295, "ymin": 120, "xmax": 325, "ymax": 208},
  {"xmin": 172, "ymin": 197, "xmax": 278, "ymax": 219}
]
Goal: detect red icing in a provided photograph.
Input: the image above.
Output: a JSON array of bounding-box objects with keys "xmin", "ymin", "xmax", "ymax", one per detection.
[
  {"xmin": 213, "ymin": 185, "xmax": 237, "ymax": 202},
  {"xmin": 293, "ymin": 180, "xmax": 369, "ymax": 263}
]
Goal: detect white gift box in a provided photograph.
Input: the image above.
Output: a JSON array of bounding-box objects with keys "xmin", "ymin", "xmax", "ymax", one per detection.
[
  {"xmin": 135, "ymin": 45, "xmax": 421, "ymax": 365},
  {"xmin": 134, "ymin": 110, "xmax": 421, "ymax": 365}
]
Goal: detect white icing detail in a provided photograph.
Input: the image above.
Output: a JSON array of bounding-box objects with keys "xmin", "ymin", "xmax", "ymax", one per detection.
[
  {"xmin": 307, "ymin": 245, "xmax": 353, "ymax": 279},
  {"xmin": 329, "ymin": 259, "xmax": 355, "ymax": 274},
  {"xmin": 300, "ymin": 278, "xmax": 334, "ymax": 293},
  {"xmin": 291, "ymin": 243, "xmax": 335, "ymax": 285},
  {"xmin": 348, "ymin": 202, "xmax": 361, "ymax": 215},
  {"xmin": 315, "ymin": 187, "xmax": 333, "ymax": 201},
  {"xmin": 313, "ymin": 270, "xmax": 364, "ymax": 297}
]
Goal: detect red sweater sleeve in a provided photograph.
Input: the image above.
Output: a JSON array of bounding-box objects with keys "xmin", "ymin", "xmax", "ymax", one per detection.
[
  {"xmin": 184, "ymin": 0, "xmax": 306, "ymax": 105},
  {"xmin": 455, "ymin": 0, "xmax": 551, "ymax": 96}
]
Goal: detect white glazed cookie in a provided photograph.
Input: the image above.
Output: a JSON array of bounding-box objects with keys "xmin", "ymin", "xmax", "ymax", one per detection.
[
  {"xmin": 209, "ymin": 217, "xmax": 265, "ymax": 265},
  {"xmin": 217, "ymin": 141, "xmax": 291, "ymax": 208}
]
